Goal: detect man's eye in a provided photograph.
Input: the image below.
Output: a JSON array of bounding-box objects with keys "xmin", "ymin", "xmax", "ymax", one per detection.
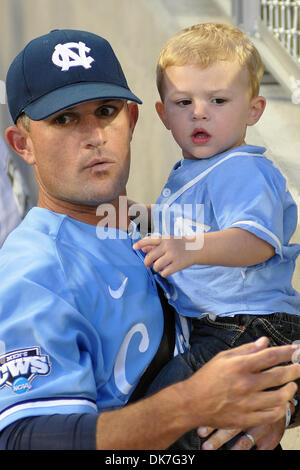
[
  {"xmin": 98, "ymin": 106, "xmax": 117, "ymax": 117},
  {"xmin": 53, "ymin": 114, "xmax": 73, "ymax": 125}
]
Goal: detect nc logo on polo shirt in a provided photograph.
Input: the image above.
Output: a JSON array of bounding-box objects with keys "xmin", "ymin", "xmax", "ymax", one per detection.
[{"xmin": 52, "ymin": 41, "xmax": 95, "ymax": 71}]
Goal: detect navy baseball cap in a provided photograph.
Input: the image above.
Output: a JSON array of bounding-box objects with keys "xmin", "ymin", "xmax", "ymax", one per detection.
[{"xmin": 6, "ymin": 29, "xmax": 142, "ymax": 123}]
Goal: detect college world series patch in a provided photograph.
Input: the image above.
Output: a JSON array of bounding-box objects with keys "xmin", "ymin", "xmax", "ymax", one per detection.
[{"xmin": 0, "ymin": 347, "xmax": 51, "ymax": 394}]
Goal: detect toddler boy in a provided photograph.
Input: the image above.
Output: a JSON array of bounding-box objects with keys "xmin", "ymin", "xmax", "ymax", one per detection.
[{"xmin": 133, "ymin": 23, "xmax": 300, "ymax": 448}]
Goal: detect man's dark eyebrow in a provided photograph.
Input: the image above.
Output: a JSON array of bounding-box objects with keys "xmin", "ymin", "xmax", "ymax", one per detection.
[
  {"xmin": 101, "ymin": 99, "xmax": 125, "ymax": 103},
  {"xmin": 49, "ymin": 99, "xmax": 126, "ymax": 118},
  {"xmin": 95, "ymin": 98, "xmax": 126, "ymax": 106},
  {"xmin": 57, "ymin": 100, "xmax": 113, "ymax": 112}
]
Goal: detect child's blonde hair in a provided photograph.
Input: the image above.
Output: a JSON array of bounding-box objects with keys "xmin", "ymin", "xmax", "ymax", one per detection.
[{"xmin": 156, "ymin": 23, "xmax": 264, "ymax": 100}]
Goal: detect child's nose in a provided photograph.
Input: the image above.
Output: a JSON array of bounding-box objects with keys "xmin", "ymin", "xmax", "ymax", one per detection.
[{"xmin": 192, "ymin": 102, "xmax": 209, "ymax": 120}]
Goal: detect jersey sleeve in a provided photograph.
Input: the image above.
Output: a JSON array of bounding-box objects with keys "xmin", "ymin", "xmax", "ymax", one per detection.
[
  {"xmin": 0, "ymin": 246, "xmax": 100, "ymax": 431},
  {"xmin": 0, "ymin": 413, "xmax": 98, "ymax": 450},
  {"xmin": 207, "ymin": 155, "xmax": 288, "ymax": 258}
]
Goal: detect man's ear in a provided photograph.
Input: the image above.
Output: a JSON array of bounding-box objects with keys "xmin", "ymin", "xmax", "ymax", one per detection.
[
  {"xmin": 247, "ymin": 96, "xmax": 266, "ymax": 126},
  {"xmin": 5, "ymin": 125, "xmax": 36, "ymax": 165},
  {"xmin": 155, "ymin": 101, "xmax": 170, "ymax": 130},
  {"xmin": 128, "ymin": 102, "xmax": 139, "ymax": 138}
]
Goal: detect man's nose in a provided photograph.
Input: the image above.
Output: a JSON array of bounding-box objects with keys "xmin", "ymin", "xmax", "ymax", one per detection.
[{"xmin": 82, "ymin": 114, "xmax": 107, "ymax": 147}]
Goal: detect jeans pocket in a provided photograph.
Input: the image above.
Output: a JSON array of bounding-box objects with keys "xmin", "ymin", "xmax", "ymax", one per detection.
[
  {"xmin": 201, "ymin": 317, "xmax": 248, "ymax": 347},
  {"xmin": 251, "ymin": 316, "xmax": 296, "ymax": 346}
]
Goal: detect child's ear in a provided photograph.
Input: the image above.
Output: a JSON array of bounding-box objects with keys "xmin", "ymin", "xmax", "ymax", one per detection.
[
  {"xmin": 247, "ymin": 96, "xmax": 266, "ymax": 126},
  {"xmin": 155, "ymin": 101, "xmax": 170, "ymax": 130}
]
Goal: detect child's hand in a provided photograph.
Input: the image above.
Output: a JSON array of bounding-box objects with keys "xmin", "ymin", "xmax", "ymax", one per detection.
[{"xmin": 133, "ymin": 235, "xmax": 196, "ymax": 277}]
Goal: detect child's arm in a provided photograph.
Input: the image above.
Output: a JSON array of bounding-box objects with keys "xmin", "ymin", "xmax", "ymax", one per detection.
[{"xmin": 133, "ymin": 227, "xmax": 275, "ymax": 278}]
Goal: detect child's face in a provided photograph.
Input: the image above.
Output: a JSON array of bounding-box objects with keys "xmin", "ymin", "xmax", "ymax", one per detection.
[{"xmin": 156, "ymin": 61, "xmax": 265, "ymax": 160}]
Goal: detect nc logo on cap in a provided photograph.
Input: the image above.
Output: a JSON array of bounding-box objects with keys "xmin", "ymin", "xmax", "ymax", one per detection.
[{"xmin": 52, "ymin": 41, "xmax": 95, "ymax": 71}]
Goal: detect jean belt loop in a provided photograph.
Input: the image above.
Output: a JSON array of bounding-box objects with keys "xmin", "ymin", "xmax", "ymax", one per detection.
[{"xmin": 208, "ymin": 312, "xmax": 217, "ymax": 321}]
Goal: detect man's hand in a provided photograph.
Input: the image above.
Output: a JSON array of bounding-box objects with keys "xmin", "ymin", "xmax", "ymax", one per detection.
[
  {"xmin": 197, "ymin": 417, "xmax": 286, "ymax": 450},
  {"xmin": 96, "ymin": 338, "xmax": 300, "ymax": 449},
  {"xmin": 180, "ymin": 337, "xmax": 300, "ymax": 431}
]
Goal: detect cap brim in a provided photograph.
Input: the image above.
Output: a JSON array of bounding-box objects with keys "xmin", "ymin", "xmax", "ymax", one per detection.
[{"xmin": 24, "ymin": 82, "xmax": 142, "ymax": 121}]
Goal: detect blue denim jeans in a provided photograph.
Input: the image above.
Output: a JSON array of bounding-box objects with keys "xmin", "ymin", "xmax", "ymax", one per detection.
[{"xmin": 147, "ymin": 313, "xmax": 300, "ymax": 450}]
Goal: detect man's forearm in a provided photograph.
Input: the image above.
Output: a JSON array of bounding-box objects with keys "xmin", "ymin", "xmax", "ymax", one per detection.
[
  {"xmin": 1, "ymin": 340, "xmax": 299, "ymax": 450},
  {"xmin": 96, "ymin": 340, "xmax": 300, "ymax": 450},
  {"xmin": 96, "ymin": 381, "xmax": 192, "ymax": 449}
]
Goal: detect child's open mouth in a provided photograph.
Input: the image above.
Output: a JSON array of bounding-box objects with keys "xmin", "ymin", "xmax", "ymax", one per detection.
[{"xmin": 191, "ymin": 128, "xmax": 211, "ymax": 144}]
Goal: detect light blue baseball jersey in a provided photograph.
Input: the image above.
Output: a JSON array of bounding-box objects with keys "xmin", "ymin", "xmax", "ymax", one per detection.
[
  {"xmin": 0, "ymin": 207, "xmax": 188, "ymax": 431},
  {"xmin": 153, "ymin": 145, "xmax": 300, "ymax": 318}
]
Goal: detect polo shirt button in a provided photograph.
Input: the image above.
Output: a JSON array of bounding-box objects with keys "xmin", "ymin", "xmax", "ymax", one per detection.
[{"xmin": 162, "ymin": 187, "xmax": 171, "ymax": 197}]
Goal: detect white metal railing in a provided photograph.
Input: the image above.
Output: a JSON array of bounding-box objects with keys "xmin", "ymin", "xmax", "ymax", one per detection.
[
  {"xmin": 260, "ymin": 0, "xmax": 300, "ymax": 65},
  {"xmin": 232, "ymin": 0, "xmax": 300, "ymax": 103}
]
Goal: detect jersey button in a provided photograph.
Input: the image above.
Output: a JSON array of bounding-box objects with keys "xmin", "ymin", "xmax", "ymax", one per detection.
[{"xmin": 162, "ymin": 187, "xmax": 171, "ymax": 197}]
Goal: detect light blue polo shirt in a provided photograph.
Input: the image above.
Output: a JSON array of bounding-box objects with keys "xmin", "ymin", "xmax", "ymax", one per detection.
[
  {"xmin": 153, "ymin": 145, "xmax": 300, "ymax": 318},
  {"xmin": 0, "ymin": 208, "xmax": 188, "ymax": 431}
]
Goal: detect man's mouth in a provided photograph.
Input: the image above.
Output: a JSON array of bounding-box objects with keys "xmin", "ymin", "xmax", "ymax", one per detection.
[
  {"xmin": 85, "ymin": 158, "xmax": 114, "ymax": 171},
  {"xmin": 191, "ymin": 128, "xmax": 211, "ymax": 144}
]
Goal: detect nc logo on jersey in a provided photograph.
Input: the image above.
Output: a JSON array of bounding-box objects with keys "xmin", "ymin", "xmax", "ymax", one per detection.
[
  {"xmin": 52, "ymin": 41, "xmax": 95, "ymax": 71},
  {"xmin": 0, "ymin": 347, "xmax": 51, "ymax": 394}
]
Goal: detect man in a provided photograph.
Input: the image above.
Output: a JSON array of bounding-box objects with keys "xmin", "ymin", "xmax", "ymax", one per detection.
[{"xmin": 0, "ymin": 29, "xmax": 299, "ymax": 450}]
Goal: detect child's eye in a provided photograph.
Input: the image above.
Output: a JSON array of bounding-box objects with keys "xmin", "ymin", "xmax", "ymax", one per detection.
[
  {"xmin": 212, "ymin": 98, "xmax": 227, "ymax": 105},
  {"xmin": 176, "ymin": 99, "xmax": 192, "ymax": 107}
]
